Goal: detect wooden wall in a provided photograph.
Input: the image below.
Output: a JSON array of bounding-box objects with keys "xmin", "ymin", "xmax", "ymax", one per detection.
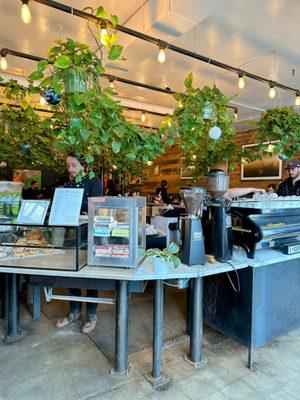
[{"xmin": 132, "ymin": 128, "xmax": 294, "ymax": 196}]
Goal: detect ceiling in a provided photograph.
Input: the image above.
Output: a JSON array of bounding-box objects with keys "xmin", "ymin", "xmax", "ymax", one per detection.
[{"xmin": 0, "ymin": 0, "xmax": 300, "ymax": 130}]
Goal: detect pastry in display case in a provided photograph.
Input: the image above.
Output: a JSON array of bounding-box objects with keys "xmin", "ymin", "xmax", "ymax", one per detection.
[
  {"xmin": 0, "ymin": 222, "xmax": 87, "ymax": 271},
  {"xmin": 88, "ymin": 197, "xmax": 146, "ymax": 268}
]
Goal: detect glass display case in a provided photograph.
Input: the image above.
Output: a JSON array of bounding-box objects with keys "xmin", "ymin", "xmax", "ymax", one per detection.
[
  {"xmin": 88, "ymin": 197, "xmax": 146, "ymax": 268},
  {"xmin": 0, "ymin": 222, "xmax": 87, "ymax": 271}
]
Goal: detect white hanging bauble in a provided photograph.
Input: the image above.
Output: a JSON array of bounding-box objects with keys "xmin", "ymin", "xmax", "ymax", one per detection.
[{"xmin": 208, "ymin": 125, "xmax": 222, "ymax": 140}]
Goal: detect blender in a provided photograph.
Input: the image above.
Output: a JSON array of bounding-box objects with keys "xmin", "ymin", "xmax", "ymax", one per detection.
[{"xmin": 179, "ymin": 187, "xmax": 206, "ymax": 266}]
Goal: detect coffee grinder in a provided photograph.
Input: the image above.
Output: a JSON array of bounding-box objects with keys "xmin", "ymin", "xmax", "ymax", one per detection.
[
  {"xmin": 203, "ymin": 169, "xmax": 233, "ymax": 262},
  {"xmin": 179, "ymin": 187, "xmax": 206, "ymax": 265}
]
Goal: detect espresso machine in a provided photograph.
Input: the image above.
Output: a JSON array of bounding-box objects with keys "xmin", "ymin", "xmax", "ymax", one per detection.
[
  {"xmin": 179, "ymin": 187, "xmax": 206, "ymax": 265},
  {"xmin": 203, "ymin": 170, "xmax": 233, "ymax": 262}
]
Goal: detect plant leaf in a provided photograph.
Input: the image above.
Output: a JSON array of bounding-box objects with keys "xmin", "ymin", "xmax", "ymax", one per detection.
[
  {"xmin": 73, "ymin": 92, "xmax": 84, "ymax": 105},
  {"xmin": 85, "ymin": 154, "xmax": 94, "ymax": 163},
  {"xmin": 96, "ymin": 6, "xmax": 107, "ymax": 18},
  {"xmin": 88, "ymin": 170, "xmax": 95, "ymax": 179},
  {"xmin": 168, "ymin": 242, "xmax": 179, "ymax": 254},
  {"xmin": 126, "ymin": 152, "xmax": 136, "ymax": 160},
  {"xmin": 110, "ymin": 15, "xmax": 118, "ymax": 26},
  {"xmin": 108, "ymin": 44, "xmax": 123, "ymax": 61},
  {"xmin": 184, "ymin": 72, "xmax": 193, "ymax": 88},
  {"xmin": 28, "ymin": 71, "xmax": 43, "ymax": 81},
  {"xmin": 54, "ymin": 55, "xmax": 71, "ymax": 69}
]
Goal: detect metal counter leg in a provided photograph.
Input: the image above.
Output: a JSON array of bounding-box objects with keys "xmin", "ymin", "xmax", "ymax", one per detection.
[
  {"xmin": 5, "ymin": 273, "xmax": 23, "ymax": 344},
  {"xmin": 185, "ymin": 277, "xmax": 206, "ymax": 368},
  {"xmin": 1, "ymin": 273, "xmax": 9, "ymax": 322},
  {"xmin": 145, "ymin": 279, "xmax": 170, "ymax": 389},
  {"xmin": 112, "ymin": 280, "xmax": 129, "ymax": 375},
  {"xmin": 248, "ymin": 347, "xmax": 253, "ymax": 369},
  {"xmin": 186, "ymin": 282, "xmax": 193, "ymax": 335}
]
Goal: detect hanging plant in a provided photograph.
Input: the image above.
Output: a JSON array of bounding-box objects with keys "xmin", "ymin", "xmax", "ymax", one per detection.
[
  {"xmin": 247, "ymin": 106, "xmax": 300, "ymax": 160},
  {"xmin": 0, "ymin": 78, "xmax": 62, "ymax": 170},
  {"xmin": 160, "ymin": 73, "xmax": 245, "ymax": 177},
  {"xmin": 28, "ymin": 36, "xmax": 168, "ymax": 181}
]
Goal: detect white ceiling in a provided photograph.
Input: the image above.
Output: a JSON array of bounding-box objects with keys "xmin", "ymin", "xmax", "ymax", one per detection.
[{"xmin": 0, "ymin": 0, "xmax": 300, "ymax": 130}]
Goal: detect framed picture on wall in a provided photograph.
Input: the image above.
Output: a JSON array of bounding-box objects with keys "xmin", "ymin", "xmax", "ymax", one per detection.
[
  {"xmin": 241, "ymin": 143, "xmax": 282, "ymax": 180},
  {"xmin": 180, "ymin": 158, "xmax": 195, "ymax": 179}
]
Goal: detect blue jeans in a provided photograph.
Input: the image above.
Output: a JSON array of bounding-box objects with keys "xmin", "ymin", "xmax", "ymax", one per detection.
[{"xmin": 69, "ymin": 288, "xmax": 98, "ymax": 315}]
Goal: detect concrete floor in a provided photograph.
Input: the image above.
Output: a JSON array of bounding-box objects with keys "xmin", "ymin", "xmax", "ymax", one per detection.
[{"xmin": 1, "ymin": 303, "xmax": 300, "ymax": 400}]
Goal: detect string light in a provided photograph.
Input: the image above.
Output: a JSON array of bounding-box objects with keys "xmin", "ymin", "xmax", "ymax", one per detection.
[
  {"xmin": 157, "ymin": 47, "xmax": 166, "ymax": 64},
  {"xmin": 21, "ymin": 0, "xmax": 32, "ymax": 24},
  {"xmin": 269, "ymin": 83, "xmax": 276, "ymax": 98},
  {"xmin": 39, "ymin": 95, "xmax": 47, "ymax": 106},
  {"xmin": 234, "ymin": 108, "xmax": 238, "ymax": 120},
  {"xmin": 147, "ymin": 161, "xmax": 153, "ymax": 166},
  {"xmin": 295, "ymin": 92, "xmax": 300, "ymax": 106},
  {"xmin": 238, "ymin": 73, "xmax": 245, "ymax": 89},
  {"xmin": 141, "ymin": 112, "xmax": 146, "ymax": 122},
  {"xmin": 109, "ymin": 81, "xmax": 115, "ymax": 89},
  {"xmin": 0, "ymin": 55, "xmax": 8, "ymax": 71},
  {"xmin": 167, "ymin": 120, "xmax": 172, "ymax": 127}
]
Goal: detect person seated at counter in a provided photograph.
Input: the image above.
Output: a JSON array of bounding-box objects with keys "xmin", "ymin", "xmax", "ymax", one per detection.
[
  {"xmin": 22, "ymin": 180, "xmax": 42, "ymax": 200},
  {"xmin": 155, "ymin": 179, "xmax": 171, "ymax": 204},
  {"xmin": 277, "ymin": 160, "xmax": 300, "ymax": 196},
  {"xmin": 55, "ymin": 152, "xmax": 102, "ymax": 334},
  {"xmin": 267, "ymin": 183, "xmax": 277, "ymax": 194}
]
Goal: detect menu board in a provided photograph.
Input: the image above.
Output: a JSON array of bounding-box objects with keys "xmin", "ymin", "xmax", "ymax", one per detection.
[
  {"xmin": 49, "ymin": 188, "xmax": 84, "ymax": 226},
  {"xmin": 16, "ymin": 200, "xmax": 50, "ymax": 225}
]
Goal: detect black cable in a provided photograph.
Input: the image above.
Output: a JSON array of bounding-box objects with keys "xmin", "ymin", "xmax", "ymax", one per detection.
[{"xmin": 224, "ymin": 260, "xmax": 241, "ymax": 293}]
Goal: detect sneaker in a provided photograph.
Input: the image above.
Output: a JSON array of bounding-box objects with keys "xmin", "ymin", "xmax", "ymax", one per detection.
[
  {"xmin": 82, "ymin": 315, "xmax": 97, "ymax": 334},
  {"xmin": 55, "ymin": 312, "xmax": 81, "ymax": 328}
]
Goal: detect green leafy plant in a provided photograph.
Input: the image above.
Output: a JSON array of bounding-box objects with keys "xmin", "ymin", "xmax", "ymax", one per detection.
[
  {"xmin": 28, "ymin": 37, "xmax": 167, "ymax": 181},
  {"xmin": 247, "ymin": 106, "xmax": 300, "ymax": 160},
  {"xmin": 0, "ymin": 78, "xmax": 62, "ymax": 170},
  {"xmin": 145, "ymin": 242, "xmax": 181, "ymax": 269},
  {"xmin": 160, "ymin": 73, "xmax": 245, "ymax": 177}
]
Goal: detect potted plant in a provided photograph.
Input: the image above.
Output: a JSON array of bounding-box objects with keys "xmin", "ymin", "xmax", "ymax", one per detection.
[
  {"xmin": 145, "ymin": 242, "xmax": 181, "ymax": 273},
  {"xmin": 160, "ymin": 73, "xmax": 245, "ymax": 177},
  {"xmin": 247, "ymin": 106, "xmax": 300, "ymax": 160}
]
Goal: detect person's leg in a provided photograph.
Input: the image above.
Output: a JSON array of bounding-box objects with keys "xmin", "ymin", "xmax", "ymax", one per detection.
[
  {"xmin": 82, "ymin": 289, "xmax": 98, "ymax": 334},
  {"xmin": 55, "ymin": 288, "xmax": 82, "ymax": 328}
]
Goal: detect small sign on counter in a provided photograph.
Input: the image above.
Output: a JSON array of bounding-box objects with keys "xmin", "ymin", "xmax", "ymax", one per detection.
[
  {"xmin": 16, "ymin": 200, "xmax": 50, "ymax": 225},
  {"xmin": 49, "ymin": 188, "xmax": 84, "ymax": 226}
]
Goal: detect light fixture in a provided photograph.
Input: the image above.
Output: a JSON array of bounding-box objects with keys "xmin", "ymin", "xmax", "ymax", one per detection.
[
  {"xmin": 0, "ymin": 55, "xmax": 8, "ymax": 71},
  {"xmin": 147, "ymin": 161, "xmax": 153, "ymax": 166},
  {"xmin": 39, "ymin": 95, "xmax": 47, "ymax": 107},
  {"xmin": 295, "ymin": 92, "xmax": 300, "ymax": 106},
  {"xmin": 179, "ymin": 100, "xmax": 183, "ymax": 108},
  {"xmin": 192, "ymin": 155, "xmax": 197, "ymax": 160},
  {"xmin": 167, "ymin": 120, "xmax": 172, "ymax": 127},
  {"xmin": 141, "ymin": 112, "xmax": 146, "ymax": 123},
  {"xmin": 112, "ymin": 164, "xmax": 117, "ymax": 170},
  {"xmin": 100, "ymin": 28, "xmax": 108, "ymax": 46},
  {"xmin": 21, "ymin": 0, "xmax": 32, "ymax": 24},
  {"xmin": 269, "ymin": 83, "xmax": 276, "ymax": 98},
  {"xmin": 157, "ymin": 47, "xmax": 166, "ymax": 64},
  {"xmin": 238, "ymin": 73, "xmax": 245, "ymax": 89},
  {"xmin": 234, "ymin": 108, "xmax": 238, "ymax": 120}
]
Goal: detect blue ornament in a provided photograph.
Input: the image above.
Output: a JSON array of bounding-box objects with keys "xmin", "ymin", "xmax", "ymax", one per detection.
[
  {"xmin": 22, "ymin": 142, "xmax": 31, "ymax": 153},
  {"xmin": 43, "ymin": 87, "xmax": 62, "ymax": 105},
  {"xmin": 278, "ymin": 153, "xmax": 288, "ymax": 161}
]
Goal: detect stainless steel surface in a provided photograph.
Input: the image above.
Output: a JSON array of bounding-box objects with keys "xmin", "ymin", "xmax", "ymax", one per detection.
[
  {"xmin": 230, "ymin": 198, "xmax": 300, "ymax": 212},
  {"xmin": 180, "ymin": 187, "xmax": 206, "ymax": 218},
  {"xmin": 206, "ymin": 170, "xmax": 229, "ymax": 200}
]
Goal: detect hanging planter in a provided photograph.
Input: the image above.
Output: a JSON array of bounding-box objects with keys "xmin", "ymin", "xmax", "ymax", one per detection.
[
  {"xmin": 63, "ymin": 68, "xmax": 88, "ymax": 93},
  {"xmin": 201, "ymin": 101, "xmax": 215, "ymax": 121}
]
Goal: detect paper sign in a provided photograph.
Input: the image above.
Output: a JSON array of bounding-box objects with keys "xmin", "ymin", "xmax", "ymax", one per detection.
[
  {"xmin": 16, "ymin": 200, "xmax": 50, "ymax": 225},
  {"xmin": 49, "ymin": 188, "xmax": 84, "ymax": 226}
]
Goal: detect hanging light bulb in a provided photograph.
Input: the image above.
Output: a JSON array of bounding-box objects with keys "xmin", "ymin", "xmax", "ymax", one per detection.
[
  {"xmin": 167, "ymin": 120, "xmax": 172, "ymax": 127},
  {"xmin": 208, "ymin": 125, "xmax": 222, "ymax": 140},
  {"xmin": 295, "ymin": 92, "xmax": 300, "ymax": 106},
  {"xmin": 157, "ymin": 47, "xmax": 166, "ymax": 64},
  {"xmin": 269, "ymin": 84, "xmax": 276, "ymax": 98},
  {"xmin": 109, "ymin": 81, "xmax": 115, "ymax": 89},
  {"xmin": 39, "ymin": 95, "xmax": 47, "ymax": 107},
  {"xmin": 147, "ymin": 161, "xmax": 153, "ymax": 166},
  {"xmin": 192, "ymin": 155, "xmax": 197, "ymax": 160},
  {"xmin": 141, "ymin": 112, "xmax": 146, "ymax": 123},
  {"xmin": 21, "ymin": 0, "xmax": 32, "ymax": 24},
  {"xmin": 179, "ymin": 100, "xmax": 183, "ymax": 108},
  {"xmin": 234, "ymin": 108, "xmax": 238, "ymax": 120},
  {"xmin": 0, "ymin": 55, "xmax": 8, "ymax": 71},
  {"xmin": 100, "ymin": 28, "xmax": 108, "ymax": 46},
  {"xmin": 238, "ymin": 73, "xmax": 245, "ymax": 89}
]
